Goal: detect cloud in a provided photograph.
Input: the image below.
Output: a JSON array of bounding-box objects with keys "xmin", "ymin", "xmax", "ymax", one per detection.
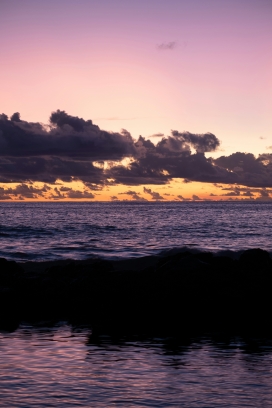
[
  {"xmin": 2, "ymin": 110, "xmax": 272, "ymax": 192},
  {"xmin": 0, "ymin": 183, "xmax": 98, "ymax": 201},
  {"xmin": 0, "ymin": 112, "xmax": 222, "ymax": 187},
  {"xmin": 213, "ymin": 153, "xmax": 272, "ymax": 187},
  {"xmin": 0, "ymin": 156, "xmax": 105, "ymax": 184},
  {"xmin": 108, "ymin": 132, "xmax": 222, "ymax": 186},
  {"xmin": 65, "ymin": 190, "xmax": 95, "ymax": 199},
  {"xmin": 118, "ymin": 190, "xmax": 147, "ymax": 201},
  {"xmin": 192, "ymin": 194, "xmax": 201, "ymax": 201},
  {"xmin": 177, "ymin": 195, "xmax": 191, "ymax": 201},
  {"xmin": 220, "ymin": 185, "xmax": 272, "ymax": 199},
  {"xmin": 170, "ymin": 131, "xmax": 220, "ymax": 153},
  {"xmin": 143, "ymin": 187, "xmax": 164, "ymax": 200},
  {"xmin": 157, "ymin": 41, "xmax": 176, "ymax": 50},
  {"xmin": 10, "ymin": 112, "xmax": 21, "ymax": 122},
  {"xmin": 0, "ymin": 188, "xmax": 11, "ymax": 200},
  {"xmin": 222, "ymin": 190, "xmax": 240, "ymax": 197},
  {"xmin": 149, "ymin": 133, "xmax": 164, "ymax": 138},
  {"xmin": 59, "ymin": 186, "xmax": 72, "ymax": 192},
  {"xmin": 0, "ymin": 183, "xmax": 51, "ymax": 200},
  {"xmin": 0, "ymin": 110, "xmax": 135, "ymax": 160}
]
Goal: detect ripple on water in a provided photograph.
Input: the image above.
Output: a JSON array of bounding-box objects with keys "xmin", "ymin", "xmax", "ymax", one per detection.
[{"xmin": 0, "ymin": 325, "xmax": 272, "ymax": 407}]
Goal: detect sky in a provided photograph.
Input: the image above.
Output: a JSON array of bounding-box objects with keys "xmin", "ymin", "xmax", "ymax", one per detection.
[{"xmin": 0, "ymin": 0, "xmax": 272, "ymax": 201}]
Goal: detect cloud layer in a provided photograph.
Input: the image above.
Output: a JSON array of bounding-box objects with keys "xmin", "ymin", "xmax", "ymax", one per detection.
[{"xmin": 1, "ymin": 111, "xmax": 272, "ymax": 196}]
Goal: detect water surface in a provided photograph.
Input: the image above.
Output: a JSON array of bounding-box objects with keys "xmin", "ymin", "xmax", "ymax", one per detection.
[
  {"xmin": 0, "ymin": 324, "xmax": 271, "ymax": 407},
  {"xmin": 0, "ymin": 201, "xmax": 271, "ymax": 262}
]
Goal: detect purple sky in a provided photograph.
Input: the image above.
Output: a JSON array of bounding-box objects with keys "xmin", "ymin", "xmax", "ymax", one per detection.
[{"xmin": 0, "ymin": 0, "xmax": 272, "ymax": 200}]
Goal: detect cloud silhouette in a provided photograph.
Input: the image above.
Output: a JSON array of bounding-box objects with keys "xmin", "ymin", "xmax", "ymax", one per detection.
[
  {"xmin": 0, "ymin": 183, "xmax": 51, "ymax": 200},
  {"xmin": 177, "ymin": 195, "xmax": 191, "ymax": 201},
  {"xmin": 143, "ymin": 187, "xmax": 164, "ymax": 200},
  {"xmin": 0, "ymin": 110, "xmax": 135, "ymax": 160},
  {"xmin": 213, "ymin": 153, "xmax": 272, "ymax": 187},
  {"xmin": 65, "ymin": 190, "xmax": 95, "ymax": 199},
  {"xmin": 118, "ymin": 190, "xmax": 147, "ymax": 201},
  {"xmin": 0, "ymin": 183, "xmax": 98, "ymax": 201},
  {"xmin": 110, "ymin": 195, "xmax": 118, "ymax": 201},
  {"xmin": 108, "ymin": 132, "xmax": 222, "ymax": 185},
  {"xmin": 1, "ymin": 111, "xmax": 272, "ymax": 190},
  {"xmin": 192, "ymin": 194, "xmax": 201, "ymax": 201}
]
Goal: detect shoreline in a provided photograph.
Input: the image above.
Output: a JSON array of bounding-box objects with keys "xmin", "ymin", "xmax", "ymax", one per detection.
[{"xmin": 1, "ymin": 248, "xmax": 272, "ymax": 335}]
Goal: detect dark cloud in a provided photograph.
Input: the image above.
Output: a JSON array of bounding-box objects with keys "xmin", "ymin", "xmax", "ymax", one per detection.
[
  {"xmin": 143, "ymin": 187, "xmax": 164, "ymax": 200},
  {"xmin": 0, "ymin": 110, "xmax": 135, "ymax": 160},
  {"xmin": 10, "ymin": 112, "xmax": 21, "ymax": 122},
  {"xmin": 213, "ymin": 153, "xmax": 272, "ymax": 187},
  {"xmin": 0, "ymin": 183, "xmax": 50, "ymax": 200},
  {"xmin": 108, "ymin": 132, "xmax": 223, "ymax": 186},
  {"xmin": 0, "ymin": 188, "xmax": 11, "ymax": 200},
  {"xmin": 192, "ymin": 194, "xmax": 201, "ymax": 201},
  {"xmin": 220, "ymin": 185, "xmax": 272, "ymax": 199},
  {"xmin": 170, "ymin": 131, "xmax": 220, "ymax": 153},
  {"xmin": 0, "ymin": 183, "xmax": 97, "ymax": 201},
  {"xmin": 221, "ymin": 189, "xmax": 241, "ymax": 197},
  {"xmin": 157, "ymin": 42, "xmax": 176, "ymax": 50},
  {"xmin": 50, "ymin": 187, "xmax": 64, "ymax": 199},
  {"xmin": 2, "ymin": 111, "xmax": 272, "ymax": 190},
  {"xmin": 66, "ymin": 190, "xmax": 95, "ymax": 199},
  {"xmin": 0, "ymin": 112, "xmax": 224, "ymax": 187},
  {"xmin": 0, "ymin": 156, "xmax": 104, "ymax": 184},
  {"xmin": 59, "ymin": 186, "xmax": 72, "ymax": 192},
  {"xmin": 177, "ymin": 195, "xmax": 191, "ymax": 201},
  {"xmin": 118, "ymin": 190, "xmax": 147, "ymax": 201}
]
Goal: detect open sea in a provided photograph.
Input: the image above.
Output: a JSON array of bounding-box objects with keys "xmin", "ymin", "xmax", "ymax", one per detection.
[
  {"xmin": 0, "ymin": 201, "xmax": 271, "ymax": 262},
  {"xmin": 1, "ymin": 201, "xmax": 272, "ymax": 407}
]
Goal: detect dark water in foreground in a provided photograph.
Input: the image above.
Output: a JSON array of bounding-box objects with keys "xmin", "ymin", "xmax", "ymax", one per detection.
[
  {"xmin": 0, "ymin": 201, "xmax": 271, "ymax": 262},
  {"xmin": 0, "ymin": 324, "xmax": 272, "ymax": 407},
  {"xmin": 1, "ymin": 203, "xmax": 272, "ymax": 405}
]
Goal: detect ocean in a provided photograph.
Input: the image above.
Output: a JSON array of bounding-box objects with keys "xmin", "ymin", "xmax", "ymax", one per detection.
[
  {"xmin": 1, "ymin": 324, "xmax": 272, "ymax": 407},
  {"xmin": 0, "ymin": 201, "xmax": 271, "ymax": 262},
  {"xmin": 1, "ymin": 201, "xmax": 272, "ymax": 407}
]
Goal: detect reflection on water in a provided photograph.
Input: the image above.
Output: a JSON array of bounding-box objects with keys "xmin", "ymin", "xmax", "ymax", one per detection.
[{"xmin": 0, "ymin": 324, "xmax": 272, "ymax": 407}]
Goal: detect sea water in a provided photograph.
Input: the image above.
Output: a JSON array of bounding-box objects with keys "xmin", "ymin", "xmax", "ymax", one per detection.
[
  {"xmin": 0, "ymin": 324, "xmax": 272, "ymax": 407},
  {"xmin": 0, "ymin": 201, "xmax": 271, "ymax": 262},
  {"xmin": 1, "ymin": 201, "xmax": 272, "ymax": 406}
]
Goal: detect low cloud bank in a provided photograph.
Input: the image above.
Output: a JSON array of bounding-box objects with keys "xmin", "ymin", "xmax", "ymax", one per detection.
[{"xmin": 1, "ymin": 111, "xmax": 271, "ymax": 197}]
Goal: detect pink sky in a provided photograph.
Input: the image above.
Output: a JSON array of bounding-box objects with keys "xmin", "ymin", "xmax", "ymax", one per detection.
[{"xmin": 0, "ymin": 0, "xmax": 272, "ymax": 200}]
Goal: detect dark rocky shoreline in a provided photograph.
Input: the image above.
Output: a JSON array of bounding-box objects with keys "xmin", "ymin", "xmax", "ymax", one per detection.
[{"xmin": 1, "ymin": 248, "xmax": 272, "ymax": 335}]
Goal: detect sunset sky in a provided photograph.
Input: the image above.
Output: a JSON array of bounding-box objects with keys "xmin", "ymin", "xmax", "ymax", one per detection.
[{"xmin": 0, "ymin": 0, "xmax": 272, "ymax": 201}]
